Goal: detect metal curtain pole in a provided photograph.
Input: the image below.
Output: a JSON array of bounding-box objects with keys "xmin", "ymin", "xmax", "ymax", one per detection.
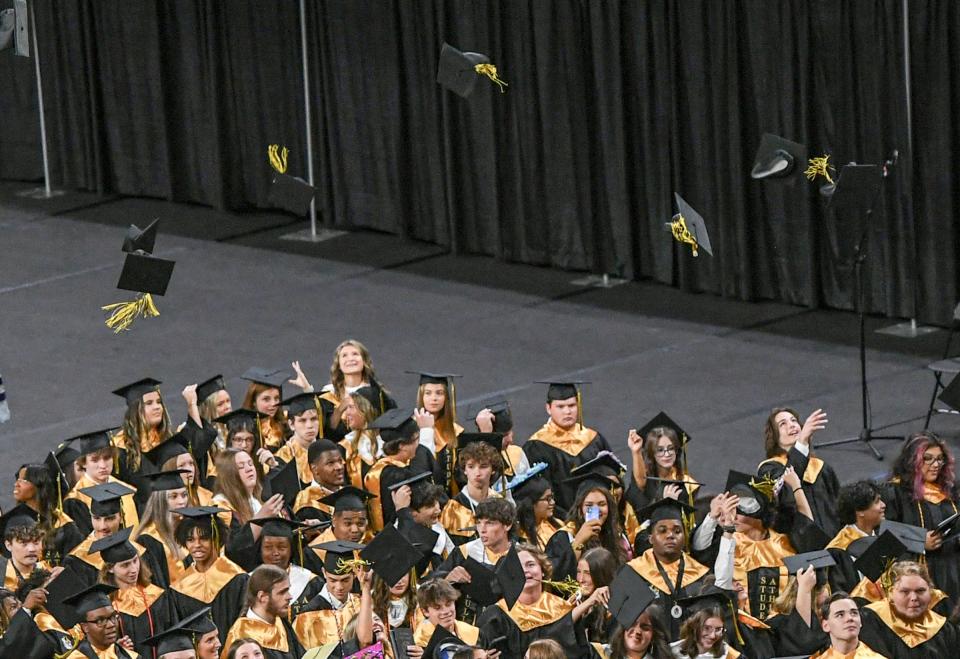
[{"xmin": 300, "ymin": 0, "xmax": 317, "ymax": 238}]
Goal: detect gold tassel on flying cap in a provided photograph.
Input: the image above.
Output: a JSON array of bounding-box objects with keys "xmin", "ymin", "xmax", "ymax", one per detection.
[
  {"xmin": 804, "ymin": 154, "xmax": 835, "ymax": 185},
  {"xmin": 474, "ymin": 63, "xmax": 507, "ymax": 93},
  {"xmin": 102, "ymin": 293, "xmax": 160, "ymax": 333},
  {"xmin": 268, "ymin": 144, "xmax": 289, "ymax": 174},
  {"xmin": 668, "ymin": 213, "xmax": 700, "ymax": 257},
  {"xmin": 543, "ymin": 576, "xmax": 580, "ymax": 597}
]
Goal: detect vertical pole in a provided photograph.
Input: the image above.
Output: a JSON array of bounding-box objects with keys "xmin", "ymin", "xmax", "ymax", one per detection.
[
  {"xmin": 902, "ymin": 0, "xmax": 919, "ymax": 323},
  {"xmin": 299, "ymin": 0, "xmax": 317, "ymax": 238},
  {"xmin": 30, "ymin": 1, "xmax": 52, "ymax": 198}
]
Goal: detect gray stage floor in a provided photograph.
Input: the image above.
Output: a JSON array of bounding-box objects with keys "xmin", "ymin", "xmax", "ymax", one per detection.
[{"xmin": 1, "ymin": 182, "xmax": 955, "ymax": 511}]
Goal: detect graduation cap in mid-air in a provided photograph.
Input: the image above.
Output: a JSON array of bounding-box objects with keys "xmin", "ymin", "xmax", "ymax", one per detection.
[
  {"xmin": 437, "ymin": 42, "xmax": 507, "ymax": 98},
  {"xmin": 750, "ymin": 133, "xmax": 807, "ymax": 180},
  {"xmin": 665, "ymin": 193, "xmax": 712, "ymax": 257},
  {"xmin": 267, "ymin": 144, "xmax": 317, "ymax": 216},
  {"xmin": 104, "ymin": 220, "xmax": 175, "ymax": 332}
]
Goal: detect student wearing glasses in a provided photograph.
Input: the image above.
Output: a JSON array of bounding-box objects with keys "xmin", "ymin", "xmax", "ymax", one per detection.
[
  {"xmin": 62, "ymin": 583, "xmax": 139, "ymax": 659},
  {"xmin": 884, "ymin": 432, "xmax": 960, "ymax": 606}
]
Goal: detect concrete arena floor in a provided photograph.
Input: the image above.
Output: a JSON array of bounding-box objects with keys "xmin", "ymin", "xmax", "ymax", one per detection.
[{"xmin": 0, "ymin": 181, "xmax": 956, "ymax": 512}]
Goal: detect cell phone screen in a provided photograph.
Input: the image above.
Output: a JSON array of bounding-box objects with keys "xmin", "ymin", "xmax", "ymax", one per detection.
[{"xmin": 585, "ymin": 505, "xmax": 600, "ymax": 521}]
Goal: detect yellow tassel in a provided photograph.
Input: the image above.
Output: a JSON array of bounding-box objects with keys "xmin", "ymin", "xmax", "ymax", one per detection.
[
  {"xmin": 102, "ymin": 293, "xmax": 160, "ymax": 333},
  {"xmin": 336, "ymin": 557, "xmax": 371, "ymax": 574},
  {"xmin": 748, "ymin": 474, "xmax": 777, "ymax": 501},
  {"xmin": 667, "ymin": 214, "xmax": 700, "ymax": 257},
  {"xmin": 474, "ymin": 63, "xmax": 508, "ymax": 93},
  {"xmin": 879, "ymin": 558, "xmax": 896, "ymax": 593},
  {"xmin": 804, "ymin": 155, "xmax": 835, "ymax": 185},
  {"xmin": 268, "ymin": 144, "xmax": 289, "ymax": 174},
  {"xmin": 543, "ymin": 576, "xmax": 580, "ymax": 597},
  {"xmin": 576, "ymin": 389, "xmax": 583, "ymax": 430},
  {"xmin": 314, "ymin": 395, "xmax": 324, "ymax": 440}
]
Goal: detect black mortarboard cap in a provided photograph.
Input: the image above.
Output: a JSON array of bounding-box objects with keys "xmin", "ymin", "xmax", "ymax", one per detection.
[
  {"xmin": 319, "ymin": 486, "xmax": 376, "ymax": 513},
  {"xmin": 269, "ymin": 172, "xmax": 317, "ymax": 217},
  {"xmin": 0, "ymin": 503, "xmax": 38, "ymax": 541},
  {"xmin": 845, "ymin": 536, "xmax": 875, "ymax": 560},
  {"xmin": 44, "ymin": 566, "xmax": 87, "ymax": 629},
  {"xmin": 482, "ymin": 399, "xmax": 513, "ymax": 433},
  {"xmin": 564, "ymin": 469, "xmax": 621, "ymax": 498},
  {"xmin": 65, "ymin": 429, "xmax": 114, "ymax": 457},
  {"xmin": 369, "ymin": 408, "xmax": 418, "ymax": 442},
  {"xmin": 172, "ymin": 506, "xmax": 228, "ymax": 529},
  {"xmin": 62, "ymin": 583, "xmax": 118, "ymax": 618},
  {"xmin": 666, "ymin": 193, "xmax": 713, "ymax": 257},
  {"xmin": 54, "ymin": 442, "xmax": 81, "ymax": 470},
  {"xmin": 122, "ymin": 218, "xmax": 159, "ymax": 254},
  {"xmin": 386, "ymin": 471, "xmax": 433, "ymax": 492},
  {"xmin": 459, "ymin": 558, "xmax": 499, "ymax": 607},
  {"xmin": 782, "ymin": 550, "xmax": 837, "ymax": 574},
  {"xmin": 494, "ymin": 545, "xmax": 525, "ymax": 609},
  {"xmin": 117, "ymin": 253, "xmax": 175, "ymax": 296},
  {"xmin": 174, "ymin": 606, "xmax": 218, "ymax": 635},
  {"xmin": 314, "ymin": 540, "xmax": 365, "ymax": 574},
  {"xmin": 88, "ymin": 527, "xmax": 138, "ymax": 564},
  {"xmin": 80, "ymin": 482, "xmax": 135, "ymax": 517},
  {"xmin": 215, "ymin": 408, "xmax": 266, "ymax": 430},
  {"xmin": 397, "ymin": 517, "xmax": 440, "ymax": 555},
  {"xmin": 360, "ymin": 525, "xmax": 421, "ymax": 586},
  {"xmin": 608, "ymin": 565, "xmax": 658, "ymax": 628},
  {"xmin": 724, "ymin": 470, "xmax": 772, "ymax": 518},
  {"xmin": 249, "ymin": 517, "xmax": 311, "ymax": 540},
  {"xmin": 437, "ymin": 43, "xmax": 495, "ymax": 98},
  {"xmin": 536, "ymin": 380, "xmax": 588, "ymax": 402},
  {"xmin": 507, "ymin": 462, "xmax": 549, "ymax": 501},
  {"xmin": 570, "ymin": 451, "xmax": 627, "ymax": 482},
  {"xmin": 196, "ymin": 374, "xmax": 227, "ymax": 402},
  {"xmin": 241, "ymin": 367, "xmax": 290, "ymax": 390},
  {"xmin": 350, "ymin": 386, "xmax": 380, "ymax": 411},
  {"xmin": 284, "ymin": 392, "xmax": 320, "ymax": 418},
  {"xmin": 854, "ymin": 530, "xmax": 909, "ymax": 582},
  {"xmin": 142, "ymin": 627, "xmax": 195, "ymax": 655},
  {"xmin": 750, "ymin": 133, "xmax": 806, "ymax": 180},
  {"xmin": 638, "ymin": 498, "xmax": 696, "ymax": 524},
  {"xmin": 140, "ymin": 470, "xmax": 188, "ymax": 493},
  {"xmin": 144, "ymin": 431, "xmax": 190, "ymax": 469},
  {"xmin": 637, "ymin": 411, "xmax": 690, "ymax": 447},
  {"xmin": 112, "ymin": 378, "xmax": 162, "ymax": 406},
  {"xmin": 409, "ymin": 371, "xmax": 461, "ymax": 387},
  {"xmin": 826, "ymin": 163, "xmax": 882, "ymax": 214},
  {"xmin": 879, "ymin": 520, "xmax": 927, "ymax": 556},
  {"xmin": 456, "ymin": 432, "xmax": 504, "ymax": 454},
  {"xmin": 267, "ymin": 460, "xmax": 302, "ymax": 507},
  {"xmin": 423, "ymin": 623, "xmax": 460, "ymax": 659},
  {"xmin": 677, "ymin": 588, "xmax": 737, "ymax": 615}
]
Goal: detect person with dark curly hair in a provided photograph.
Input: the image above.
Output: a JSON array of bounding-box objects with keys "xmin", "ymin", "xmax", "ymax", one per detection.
[
  {"xmin": 884, "ymin": 431, "xmax": 960, "ymax": 606},
  {"xmin": 828, "ymin": 480, "xmax": 886, "ymax": 550}
]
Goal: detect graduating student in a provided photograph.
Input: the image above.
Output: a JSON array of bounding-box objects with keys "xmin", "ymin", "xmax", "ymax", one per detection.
[
  {"xmin": 274, "ymin": 392, "xmax": 323, "ymax": 485},
  {"xmin": 91, "ymin": 528, "xmax": 174, "ymax": 658},
  {"xmin": 761, "ymin": 561, "xmax": 830, "ymax": 657},
  {"xmin": 0, "ymin": 570, "xmax": 67, "ymax": 658},
  {"xmin": 883, "ymin": 432, "xmax": 960, "ymax": 606},
  {"xmin": 669, "ymin": 600, "xmax": 740, "ymax": 659},
  {"xmin": 64, "ymin": 430, "xmax": 140, "ymax": 538},
  {"xmin": 211, "ymin": 448, "xmax": 285, "ymax": 527},
  {"xmin": 413, "ymin": 577, "xmax": 482, "ymax": 647},
  {"xmin": 168, "ymin": 507, "xmax": 248, "ymax": 642},
  {"xmin": 591, "ymin": 569, "xmax": 673, "ymax": 658},
  {"xmin": 305, "ymin": 487, "xmax": 373, "ymax": 574},
  {"xmin": 571, "ymin": 547, "xmax": 618, "ymax": 646},
  {"xmin": 675, "ymin": 587, "xmax": 777, "ymax": 659},
  {"xmin": 858, "ymin": 560, "xmax": 959, "ymax": 658},
  {"xmin": 142, "ymin": 627, "xmax": 199, "ymax": 659},
  {"xmin": 240, "ymin": 368, "xmax": 291, "ymax": 451},
  {"xmin": 292, "ymin": 438, "xmax": 346, "ymax": 524},
  {"xmin": 411, "ymin": 372, "xmax": 464, "ymax": 486},
  {"xmin": 146, "ymin": 432, "xmax": 215, "ymax": 508},
  {"xmin": 564, "ymin": 457, "xmax": 633, "ymax": 566},
  {"xmin": 337, "ymin": 388, "xmax": 381, "ymax": 490},
  {"xmin": 476, "ymin": 544, "xmax": 586, "ymax": 657},
  {"xmin": 810, "ymin": 592, "xmax": 885, "ymax": 658},
  {"xmin": 221, "ymin": 564, "xmax": 305, "ymax": 659},
  {"xmin": 61, "ymin": 583, "xmax": 140, "ymax": 659},
  {"xmin": 176, "ymin": 382, "xmax": 224, "ymax": 493},
  {"xmin": 243, "ymin": 517, "xmax": 323, "ymax": 612},
  {"xmin": 111, "ymin": 378, "xmax": 173, "ymax": 490},
  {"xmin": 473, "ymin": 399, "xmax": 530, "ymax": 491},
  {"xmin": 168, "ymin": 607, "xmax": 222, "ymax": 659},
  {"xmin": 510, "ymin": 463, "xmax": 576, "ymax": 581},
  {"xmin": 622, "ymin": 498, "xmax": 712, "ymax": 639},
  {"xmin": 439, "ymin": 433, "xmax": 504, "ymax": 546},
  {"xmin": 364, "ymin": 409, "xmax": 423, "ymax": 531},
  {"xmin": 318, "ymin": 339, "xmax": 396, "ymax": 442},
  {"xmin": 523, "ymin": 382, "xmax": 612, "ymax": 513},
  {"xmin": 758, "ymin": 406, "xmax": 840, "ymax": 538},
  {"xmin": 827, "ymin": 480, "xmax": 886, "ymax": 550},
  {"xmin": 192, "ymin": 374, "xmax": 232, "ymax": 466},
  {"xmin": 12, "ymin": 460, "xmax": 82, "ymax": 566},
  {"xmin": 630, "ymin": 412, "xmax": 700, "ymax": 512},
  {"xmin": 294, "ymin": 540, "xmax": 364, "ymax": 649},
  {"xmin": 63, "ymin": 482, "xmax": 137, "ymax": 587},
  {"xmin": 0, "ymin": 506, "xmax": 49, "ymax": 590},
  {"xmin": 131, "ymin": 471, "xmax": 191, "ymax": 589},
  {"xmin": 392, "ymin": 478, "xmax": 455, "ymax": 575}
]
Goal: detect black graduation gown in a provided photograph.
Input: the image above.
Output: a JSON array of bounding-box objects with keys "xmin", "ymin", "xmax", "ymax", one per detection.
[
  {"xmin": 113, "ymin": 586, "xmax": 176, "ymax": 658},
  {"xmin": 1, "ymin": 608, "xmax": 61, "ymax": 659},
  {"xmin": 321, "ymin": 382, "xmax": 397, "ymax": 442},
  {"xmin": 733, "ymin": 612, "xmax": 778, "ymax": 659},
  {"xmin": 41, "ymin": 515, "xmax": 84, "ymax": 567},
  {"xmin": 883, "ymin": 484, "xmax": 960, "ymax": 607},
  {"xmin": 765, "ymin": 609, "xmax": 829, "ymax": 657},
  {"xmin": 859, "ymin": 603, "xmax": 960, "ymax": 659},
  {"xmin": 625, "ymin": 550, "xmax": 713, "ymax": 641},
  {"xmin": 522, "ymin": 425, "xmax": 611, "ymax": 514},
  {"xmin": 63, "ymin": 498, "xmax": 94, "ymax": 539},
  {"xmin": 170, "ymin": 556, "xmax": 249, "ymax": 644},
  {"xmin": 408, "ymin": 444, "xmax": 446, "ymax": 500},
  {"xmin": 179, "ymin": 416, "xmax": 219, "ymax": 489},
  {"xmin": 477, "ymin": 594, "xmax": 588, "ymax": 659},
  {"xmin": 758, "ymin": 448, "xmax": 841, "ymax": 539},
  {"xmin": 133, "ymin": 532, "xmax": 178, "ymax": 589},
  {"xmin": 70, "ymin": 640, "xmax": 139, "ymax": 659}
]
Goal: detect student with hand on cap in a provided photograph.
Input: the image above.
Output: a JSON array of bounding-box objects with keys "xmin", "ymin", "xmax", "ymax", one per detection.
[
  {"xmin": 274, "ymin": 392, "xmax": 324, "ymax": 485},
  {"xmin": 292, "ymin": 438, "xmax": 347, "ymax": 524},
  {"xmin": 62, "ymin": 482, "xmax": 137, "ymax": 586},
  {"xmin": 364, "ymin": 409, "xmax": 424, "ymax": 531},
  {"xmin": 168, "ymin": 507, "xmax": 247, "ymax": 643},
  {"xmin": 630, "ymin": 412, "xmax": 700, "ymax": 515},
  {"xmin": 61, "ymin": 583, "xmax": 140, "ymax": 659},
  {"xmin": 90, "ymin": 528, "xmax": 174, "ymax": 658},
  {"xmin": 221, "ymin": 564, "xmax": 305, "ymax": 659},
  {"xmin": 393, "ymin": 477, "xmax": 455, "ymax": 575},
  {"xmin": 523, "ymin": 381, "xmax": 612, "ymax": 514},
  {"xmin": 473, "ymin": 398, "xmax": 530, "ymax": 491},
  {"xmin": 178, "ymin": 380, "xmax": 226, "ymax": 492},
  {"xmin": 110, "ymin": 378, "xmax": 172, "ymax": 478},
  {"xmin": 439, "ymin": 433, "xmax": 505, "ymax": 547},
  {"xmin": 294, "ymin": 540, "xmax": 364, "ymax": 649},
  {"xmin": 240, "ymin": 367, "xmax": 294, "ymax": 450},
  {"xmin": 11, "ymin": 459, "xmax": 83, "ymax": 566},
  {"xmin": 63, "ymin": 430, "xmax": 141, "ymax": 537},
  {"xmin": 623, "ymin": 498, "xmax": 712, "ymax": 640}
]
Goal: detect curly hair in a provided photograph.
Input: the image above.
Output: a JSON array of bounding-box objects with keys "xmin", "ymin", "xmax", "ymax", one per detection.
[
  {"xmin": 514, "ymin": 477, "xmax": 563, "ymax": 549},
  {"xmin": 474, "ymin": 498, "xmax": 515, "ymax": 527},
  {"xmin": 457, "ymin": 441, "xmax": 503, "ymax": 473},
  {"xmin": 836, "ymin": 480, "xmax": 881, "ymax": 525},
  {"xmin": 891, "ymin": 432, "xmax": 956, "ymax": 502}
]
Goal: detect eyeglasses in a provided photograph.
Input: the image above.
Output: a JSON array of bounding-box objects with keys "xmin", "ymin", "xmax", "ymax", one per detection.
[
  {"xmin": 703, "ymin": 625, "xmax": 725, "ymax": 635},
  {"xmin": 85, "ymin": 613, "xmax": 119, "ymax": 628},
  {"xmin": 922, "ymin": 454, "xmax": 947, "ymax": 465},
  {"xmin": 655, "ymin": 446, "xmax": 676, "ymax": 455},
  {"xmin": 537, "ymin": 495, "xmax": 556, "ymax": 503}
]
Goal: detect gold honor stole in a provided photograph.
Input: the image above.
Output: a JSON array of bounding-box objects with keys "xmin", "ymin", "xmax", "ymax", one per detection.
[
  {"xmin": 528, "ymin": 421, "xmax": 598, "ymax": 457},
  {"xmin": 866, "ymin": 599, "xmax": 946, "ymax": 648},
  {"xmin": 496, "ymin": 590, "xmax": 574, "ymax": 632}
]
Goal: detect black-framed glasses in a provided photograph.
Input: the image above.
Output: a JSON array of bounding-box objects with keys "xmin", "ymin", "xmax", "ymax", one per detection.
[
  {"xmin": 922, "ymin": 454, "xmax": 947, "ymax": 465},
  {"xmin": 537, "ymin": 494, "xmax": 556, "ymax": 503},
  {"xmin": 655, "ymin": 446, "xmax": 676, "ymax": 455},
  {"xmin": 85, "ymin": 613, "xmax": 119, "ymax": 628}
]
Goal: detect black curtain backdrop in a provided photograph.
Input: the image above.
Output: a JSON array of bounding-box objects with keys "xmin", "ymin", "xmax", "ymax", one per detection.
[{"xmin": 1, "ymin": 0, "xmax": 957, "ymax": 323}]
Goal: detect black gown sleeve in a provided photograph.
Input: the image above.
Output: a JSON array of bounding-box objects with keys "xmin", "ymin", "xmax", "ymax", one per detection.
[
  {"xmin": 224, "ymin": 522, "xmax": 261, "ymax": 572},
  {"xmin": 1, "ymin": 608, "xmax": 58, "ymax": 658},
  {"xmin": 766, "ymin": 610, "xmax": 829, "ymax": 657},
  {"xmin": 63, "ymin": 499, "xmax": 92, "ymax": 538}
]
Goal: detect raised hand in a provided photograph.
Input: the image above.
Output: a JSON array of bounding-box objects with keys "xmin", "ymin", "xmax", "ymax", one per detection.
[
  {"xmin": 289, "ymin": 360, "xmax": 313, "ymax": 392},
  {"xmin": 798, "ymin": 409, "xmax": 828, "ymax": 445}
]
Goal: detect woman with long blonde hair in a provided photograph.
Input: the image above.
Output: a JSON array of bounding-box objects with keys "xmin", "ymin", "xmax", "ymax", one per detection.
[
  {"xmin": 212, "ymin": 448, "xmax": 284, "ymax": 527},
  {"xmin": 341, "ymin": 390, "xmax": 381, "ymax": 490},
  {"xmin": 131, "ymin": 471, "xmax": 190, "ymax": 588},
  {"xmin": 111, "ymin": 378, "xmax": 173, "ymax": 483}
]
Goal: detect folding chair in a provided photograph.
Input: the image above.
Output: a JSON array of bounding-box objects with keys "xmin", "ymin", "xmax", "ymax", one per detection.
[{"xmin": 923, "ymin": 303, "xmax": 960, "ymax": 428}]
